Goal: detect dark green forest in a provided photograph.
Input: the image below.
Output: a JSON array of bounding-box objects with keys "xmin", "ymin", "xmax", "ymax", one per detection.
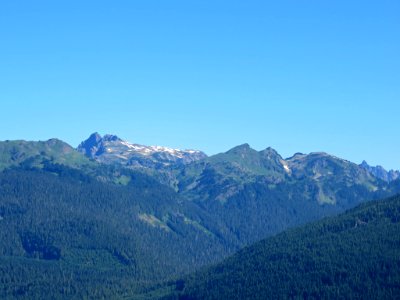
[
  {"xmin": 0, "ymin": 165, "xmax": 230, "ymax": 298},
  {"xmin": 161, "ymin": 195, "xmax": 400, "ymax": 300}
]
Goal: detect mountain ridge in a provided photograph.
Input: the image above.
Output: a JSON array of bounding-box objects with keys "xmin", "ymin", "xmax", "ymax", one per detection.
[
  {"xmin": 0, "ymin": 138, "xmax": 94, "ymax": 170},
  {"xmin": 77, "ymin": 133, "xmax": 207, "ymax": 170},
  {"xmin": 360, "ymin": 160, "xmax": 400, "ymax": 182},
  {"xmin": 76, "ymin": 133, "xmax": 398, "ymax": 188}
]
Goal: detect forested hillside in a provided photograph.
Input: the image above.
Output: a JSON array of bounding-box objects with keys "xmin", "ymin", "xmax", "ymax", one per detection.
[
  {"xmin": 175, "ymin": 144, "xmax": 400, "ymax": 246},
  {"xmin": 0, "ymin": 165, "xmax": 228, "ymax": 299},
  {"xmin": 162, "ymin": 195, "xmax": 400, "ymax": 300}
]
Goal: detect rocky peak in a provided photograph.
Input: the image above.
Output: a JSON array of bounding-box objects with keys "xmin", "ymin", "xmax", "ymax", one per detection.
[
  {"xmin": 77, "ymin": 132, "xmax": 207, "ymax": 169},
  {"xmin": 360, "ymin": 160, "xmax": 369, "ymax": 168},
  {"xmin": 260, "ymin": 147, "xmax": 282, "ymax": 160},
  {"xmin": 359, "ymin": 160, "xmax": 400, "ymax": 183},
  {"xmin": 102, "ymin": 134, "xmax": 122, "ymax": 142},
  {"xmin": 226, "ymin": 143, "xmax": 255, "ymax": 156},
  {"xmin": 77, "ymin": 132, "xmax": 103, "ymax": 158}
]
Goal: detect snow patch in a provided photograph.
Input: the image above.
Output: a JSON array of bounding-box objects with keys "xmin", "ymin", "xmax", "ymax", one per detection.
[
  {"xmin": 281, "ymin": 160, "xmax": 291, "ymax": 174},
  {"xmin": 118, "ymin": 139, "xmax": 199, "ymax": 158}
]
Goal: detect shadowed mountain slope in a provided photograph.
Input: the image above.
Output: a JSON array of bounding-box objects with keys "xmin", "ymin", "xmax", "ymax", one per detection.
[{"xmin": 162, "ymin": 195, "xmax": 400, "ymax": 300}]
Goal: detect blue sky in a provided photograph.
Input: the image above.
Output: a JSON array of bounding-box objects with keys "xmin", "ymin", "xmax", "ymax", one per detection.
[{"xmin": 0, "ymin": 1, "xmax": 399, "ymax": 169}]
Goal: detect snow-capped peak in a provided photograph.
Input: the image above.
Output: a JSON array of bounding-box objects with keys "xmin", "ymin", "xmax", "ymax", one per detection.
[{"xmin": 77, "ymin": 133, "xmax": 207, "ymax": 169}]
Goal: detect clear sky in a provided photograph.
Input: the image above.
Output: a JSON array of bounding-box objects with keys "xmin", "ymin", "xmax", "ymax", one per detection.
[{"xmin": 0, "ymin": 1, "xmax": 399, "ymax": 169}]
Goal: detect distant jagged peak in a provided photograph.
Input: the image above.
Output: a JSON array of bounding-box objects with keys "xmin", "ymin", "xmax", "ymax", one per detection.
[
  {"xmin": 87, "ymin": 132, "xmax": 102, "ymax": 142},
  {"xmin": 77, "ymin": 132, "xmax": 207, "ymax": 167},
  {"xmin": 359, "ymin": 160, "xmax": 400, "ymax": 183},
  {"xmin": 77, "ymin": 132, "xmax": 104, "ymax": 158},
  {"xmin": 360, "ymin": 160, "xmax": 385, "ymax": 171}
]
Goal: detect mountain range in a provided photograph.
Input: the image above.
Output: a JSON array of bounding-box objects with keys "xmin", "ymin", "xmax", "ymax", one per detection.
[
  {"xmin": 78, "ymin": 132, "xmax": 399, "ymax": 184},
  {"xmin": 0, "ymin": 133, "xmax": 399, "ymax": 299}
]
